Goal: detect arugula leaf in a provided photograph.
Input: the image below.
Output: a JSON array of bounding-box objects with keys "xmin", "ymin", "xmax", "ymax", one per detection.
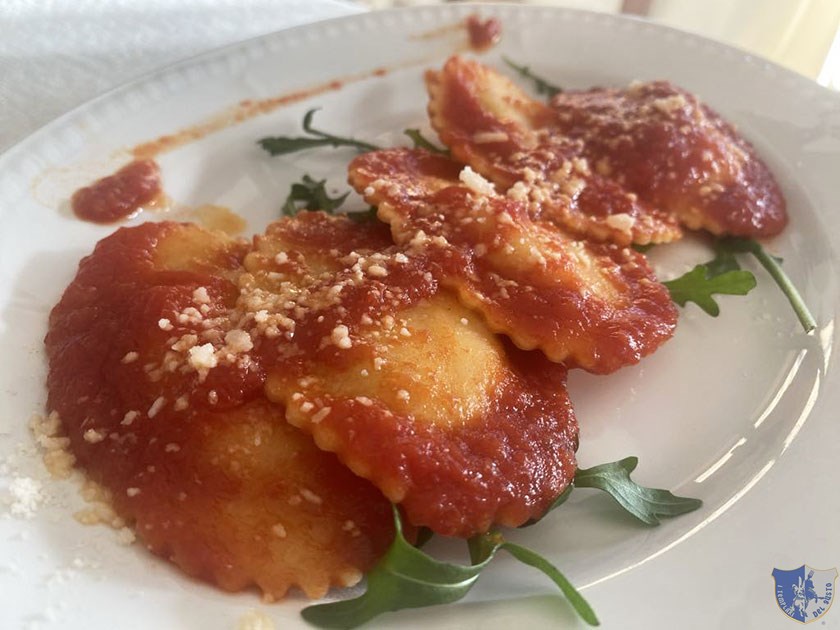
[
  {"xmin": 502, "ymin": 543, "xmax": 599, "ymax": 626},
  {"xmin": 662, "ymin": 238, "xmax": 757, "ymax": 315},
  {"xmin": 259, "ymin": 108, "xmax": 380, "ymax": 156},
  {"xmin": 467, "ymin": 533, "xmax": 598, "ymax": 626},
  {"xmin": 302, "ymin": 507, "xmax": 497, "ymax": 629},
  {"xmin": 664, "ymin": 264, "xmax": 756, "ymax": 316},
  {"xmin": 303, "ymin": 507, "xmax": 598, "ymax": 628},
  {"xmin": 715, "ymin": 237, "xmax": 816, "ymax": 332},
  {"xmin": 574, "ymin": 457, "xmax": 702, "ymax": 526},
  {"xmin": 660, "ymin": 236, "xmax": 815, "ymax": 331},
  {"xmin": 413, "ymin": 526, "xmax": 434, "ymax": 549},
  {"xmin": 502, "ymin": 56, "xmax": 563, "ymax": 98},
  {"xmin": 281, "ymin": 174, "xmax": 349, "ymax": 216},
  {"xmin": 525, "ymin": 457, "xmax": 702, "ymax": 528},
  {"xmin": 704, "ymin": 240, "xmax": 742, "ymax": 276},
  {"xmin": 404, "ymin": 128, "xmax": 449, "ymax": 155}
]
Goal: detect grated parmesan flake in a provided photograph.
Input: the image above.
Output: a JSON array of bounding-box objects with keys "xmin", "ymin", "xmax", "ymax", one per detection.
[
  {"xmin": 459, "ymin": 166, "xmax": 496, "ymax": 196},
  {"xmin": 7, "ymin": 477, "xmax": 45, "ymax": 519}
]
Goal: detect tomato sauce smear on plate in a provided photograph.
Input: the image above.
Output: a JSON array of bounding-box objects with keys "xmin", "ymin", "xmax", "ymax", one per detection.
[{"xmin": 71, "ymin": 159, "xmax": 163, "ymax": 223}]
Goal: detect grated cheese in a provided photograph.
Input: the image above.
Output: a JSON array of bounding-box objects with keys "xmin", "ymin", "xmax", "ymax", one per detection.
[
  {"xmin": 83, "ymin": 428, "xmax": 104, "ymax": 444},
  {"xmin": 7, "ymin": 477, "xmax": 44, "ymax": 519},
  {"xmin": 605, "ymin": 212, "xmax": 637, "ymax": 236},
  {"xmin": 121, "ymin": 351, "xmax": 139, "ymax": 364},
  {"xmin": 147, "ymin": 396, "xmax": 166, "ymax": 418},
  {"xmin": 236, "ymin": 610, "xmax": 276, "ymax": 630},
  {"xmin": 192, "ymin": 286, "xmax": 210, "ymax": 304},
  {"xmin": 459, "ymin": 166, "xmax": 496, "ymax": 196},
  {"xmin": 331, "ymin": 325, "xmax": 353, "ymax": 349},
  {"xmin": 188, "ymin": 343, "xmax": 218, "ymax": 370}
]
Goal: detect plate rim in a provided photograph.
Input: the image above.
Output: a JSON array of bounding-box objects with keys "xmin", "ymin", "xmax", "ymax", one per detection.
[{"xmin": 2, "ymin": 4, "xmax": 839, "ymax": 628}]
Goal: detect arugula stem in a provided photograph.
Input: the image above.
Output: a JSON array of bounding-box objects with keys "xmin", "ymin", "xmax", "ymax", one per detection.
[
  {"xmin": 502, "ymin": 56, "xmax": 563, "ymax": 98},
  {"xmin": 259, "ymin": 108, "xmax": 380, "ymax": 156},
  {"xmin": 303, "ymin": 108, "xmax": 381, "ymax": 152},
  {"xmin": 468, "ymin": 534, "xmax": 599, "ymax": 626},
  {"xmin": 404, "ymin": 128, "xmax": 449, "ymax": 155},
  {"xmin": 746, "ymin": 241, "xmax": 816, "ymax": 333},
  {"xmin": 502, "ymin": 543, "xmax": 600, "ymax": 626}
]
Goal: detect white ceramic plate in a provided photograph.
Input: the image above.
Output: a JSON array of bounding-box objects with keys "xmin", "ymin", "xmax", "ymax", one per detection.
[{"xmin": 1, "ymin": 5, "xmax": 839, "ymax": 629}]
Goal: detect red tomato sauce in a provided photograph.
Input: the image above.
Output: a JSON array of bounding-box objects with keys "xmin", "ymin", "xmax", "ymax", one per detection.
[
  {"xmin": 71, "ymin": 159, "xmax": 162, "ymax": 224},
  {"xmin": 466, "ymin": 15, "xmax": 501, "ymax": 51}
]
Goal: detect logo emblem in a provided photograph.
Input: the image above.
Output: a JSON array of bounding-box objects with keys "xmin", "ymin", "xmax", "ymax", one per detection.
[{"xmin": 772, "ymin": 565, "xmax": 837, "ymax": 623}]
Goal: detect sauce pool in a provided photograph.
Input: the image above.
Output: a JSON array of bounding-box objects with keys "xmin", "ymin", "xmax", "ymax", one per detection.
[
  {"xmin": 466, "ymin": 15, "xmax": 502, "ymax": 51},
  {"xmin": 71, "ymin": 159, "xmax": 163, "ymax": 224}
]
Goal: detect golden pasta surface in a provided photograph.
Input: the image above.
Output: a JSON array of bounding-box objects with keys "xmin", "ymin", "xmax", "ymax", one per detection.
[
  {"xmin": 349, "ymin": 148, "xmax": 678, "ymax": 374},
  {"xmin": 250, "ymin": 213, "xmax": 579, "ymax": 537},
  {"xmin": 45, "ymin": 222, "xmax": 397, "ymax": 600}
]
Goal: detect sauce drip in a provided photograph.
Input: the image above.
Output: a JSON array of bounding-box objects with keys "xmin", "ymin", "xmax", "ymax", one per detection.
[
  {"xmin": 71, "ymin": 159, "xmax": 162, "ymax": 224},
  {"xmin": 66, "ymin": 60, "xmax": 415, "ymax": 225},
  {"xmin": 466, "ymin": 15, "xmax": 502, "ymax": 51},
  {"xmin": 130, "ymin": 67, "xmax": 393, "ymax": 160}
]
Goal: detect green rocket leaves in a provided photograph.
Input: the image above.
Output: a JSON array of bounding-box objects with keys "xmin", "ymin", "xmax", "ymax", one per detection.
[
  {"xmin": 661, "ymin": 237, "xmax": 815, "ymax": 331},
  {"xmin": 573, "ymin": 457, "xmax": 703, "ymax": 526},
  {"xmin": 303, "ymin": 507, "xmax": 599, "ymax": 628},
  {"xmin": 664, "ymin": 264, "xmax": 756, "ymax": 316},
  {"xmin": 281, "ymin": 174, "xmax": 349, "ymax": 216}
]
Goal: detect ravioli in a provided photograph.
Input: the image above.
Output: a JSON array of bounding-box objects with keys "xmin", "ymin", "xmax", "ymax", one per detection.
[
  {"xmin": 45, "ymin": 221, "xmax": 397, "ymax": 600},
  {"xmin": 550, "ymin": 80, "xmax": 787, "ymax": 236},
  {"xmin": 245, "ymin": 212, "xmax": 579, "ymax": 537},
  {"xmin": 349, "ymin": 148, "xmax": 677, "ymax": 374},
  {"xmin": 426, "ymin": 55, "xmax": 682, "ymax": 245},
  {"xmin": 427, "ymin": 56, "xmax": 787, "ymax": 243}
]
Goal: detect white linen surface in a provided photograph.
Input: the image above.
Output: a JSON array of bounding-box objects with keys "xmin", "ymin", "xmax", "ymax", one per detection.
[{"xmin": 0, "ymin": 0, "xmax": 362, "ymax": 153}]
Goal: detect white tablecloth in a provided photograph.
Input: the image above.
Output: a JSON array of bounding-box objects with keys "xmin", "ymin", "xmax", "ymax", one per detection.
[{"xmin": 0, "ymin": 0, "xmax": 362, "ymax": 154}]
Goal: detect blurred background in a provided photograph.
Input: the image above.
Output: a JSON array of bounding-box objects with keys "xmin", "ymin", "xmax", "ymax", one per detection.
[{"xmin": 354, "ymin": 0, "xmax": 840, "ymax": 89}]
